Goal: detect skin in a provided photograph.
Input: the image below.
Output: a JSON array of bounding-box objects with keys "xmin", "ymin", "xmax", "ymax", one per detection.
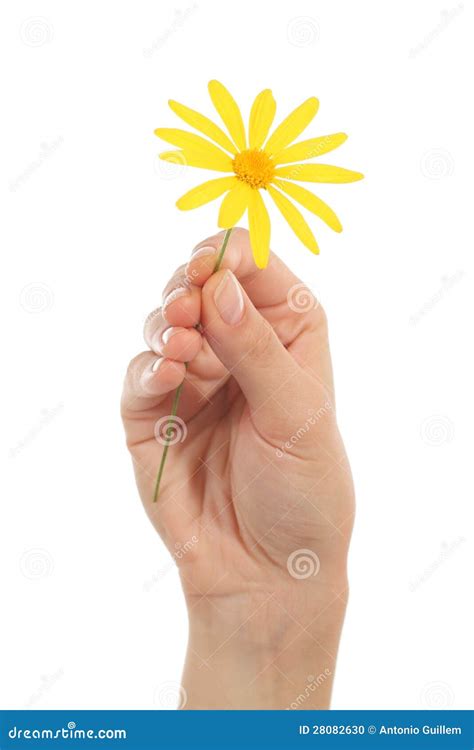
[{"xmin": 121, "ymin": 228, "xmax": 355, "ymax": 709}]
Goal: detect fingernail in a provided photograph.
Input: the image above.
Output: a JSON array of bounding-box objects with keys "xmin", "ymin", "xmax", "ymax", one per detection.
[
  {"xmin": 163, "ymin": 286, "xmax": 188, "ymax": 311},
  {"xmin": 214, "ymin": 271, "xmax": 244, "ymax": 326},
  {"xmin": 161, "ymin": 327, "xmax": 180, "ymax": 345},
  {"xmin": 191, "ymin": 245, "xmax": 216, "ymax": 260},
  {"xmin": 151, "ymin": 357, "xmax": 164, "ymax": 373}
]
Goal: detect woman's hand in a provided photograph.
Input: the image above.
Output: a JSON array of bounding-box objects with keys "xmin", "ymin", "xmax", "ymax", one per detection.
[{"xmin": 121, "ymin": 228, "xmax": 355, "ymax": 709}]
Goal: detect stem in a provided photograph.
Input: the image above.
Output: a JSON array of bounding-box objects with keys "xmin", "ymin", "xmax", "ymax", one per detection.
[
  {"xmin": 213, "ymin": 227, "xmax": 233, "ymax": 272},
  {"xmin": 152, "ymin": 227, "xmax": 234, "ymax": 502}
]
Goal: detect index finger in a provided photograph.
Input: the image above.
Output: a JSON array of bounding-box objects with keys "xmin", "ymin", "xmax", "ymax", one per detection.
[{"xmin": 186, "ymin": 227, "xmax": 303, "ymax": 309}]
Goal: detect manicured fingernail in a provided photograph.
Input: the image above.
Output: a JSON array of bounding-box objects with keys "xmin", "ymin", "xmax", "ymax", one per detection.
[
  {"xmin": 163, "ymin": 286, "xmax": 188, "ymax": 311},
  {"xmin": 214, "ymin": 271, "xmax": 244, "ymax": 326},
  {"xmin": 151, "ymin": 357, "xmax": 164, "ymax": 373},
  {"xmin": 191, "ymin": 245, "xmax": 216, "ymax": 260},
  {"xmin": 161, "ymin": 327, "xmax": 180, "ymax": 345}
]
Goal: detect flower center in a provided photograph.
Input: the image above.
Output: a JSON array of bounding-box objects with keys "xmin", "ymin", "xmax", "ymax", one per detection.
[{"xmin": 232, "ymin": 149, "xmax": 274, "ymax": 189}]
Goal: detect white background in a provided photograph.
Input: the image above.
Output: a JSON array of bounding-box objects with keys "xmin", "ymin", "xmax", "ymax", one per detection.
[{"xmin": 1, "ymin": 0, "xmax": 472, "ymax": 710}]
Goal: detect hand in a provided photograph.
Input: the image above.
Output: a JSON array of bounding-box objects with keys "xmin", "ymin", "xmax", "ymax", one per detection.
[{"xmin": 121, "ymin": 228, "xmax": 355, "ymax": 709}]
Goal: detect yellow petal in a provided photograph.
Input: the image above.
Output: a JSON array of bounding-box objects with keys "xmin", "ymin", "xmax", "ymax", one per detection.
[
  {"xmin": 273, "ymin": 133, "xmax": 348, "ymax": 165},
  {"xmin": 159, "ymin": 149, "xmax": 233, "ymax": 173},
  {"xmin": 208, "ymin": 80, "xmax": 246, "ymax": 151},
  {"xmin": 267, "ymin": 186, "xmax": 319, "ymax": 254},
  {"xmin": 248, "ymin": 191, "xmax": 271, "ymax": 269},
  {"xmin": 273, "ymin": 179, "xmax": 342, "ymax": 232},
  {"xmin": 176, "ymin": 177, "xmax": 237, "ymax": 211},
  {"xmin": 168, "ymin": 99, "xmax": 237, "ymax": 154},
  {"xmin": 274, "ymin": 164, "xmax": 364, "ymax": 183},
  {"xmin": 248, "ymin": 89, "xmax": 276, "ymax": 149},
  {"xmin": 155, "ymin": 128, "xmax": 232, "ymax": 164},
  {"xmin": 218, "ymin": 180, "xmax": 252, "ymax": 228},
  {"xmin": 264, "ymin": 97, "xmax": 319, "ymax": 155}
]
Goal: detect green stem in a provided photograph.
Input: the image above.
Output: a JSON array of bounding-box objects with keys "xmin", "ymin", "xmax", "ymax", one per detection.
[
  {"xmin": 152, "ymin": 227, "xmax": 233, "ymax": 502},
  {"xmin": 213, "ymin": 227, "xmax": 233, "ymax": 272}
]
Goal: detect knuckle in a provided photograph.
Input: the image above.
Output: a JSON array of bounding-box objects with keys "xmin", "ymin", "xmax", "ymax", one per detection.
[{"xmin": 307, "ymin": 302, "xmax": 328, "ymax": 335}]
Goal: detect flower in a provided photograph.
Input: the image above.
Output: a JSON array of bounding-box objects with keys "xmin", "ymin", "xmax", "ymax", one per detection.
[{"xmin": 155, "ymin": 81, "xmax": 363, "ymax": 269}]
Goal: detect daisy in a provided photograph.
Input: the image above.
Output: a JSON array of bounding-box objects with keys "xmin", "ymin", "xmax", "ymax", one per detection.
[{"xmin": 155, "ymin": 80, "xmax": 363, "ymax": 268}]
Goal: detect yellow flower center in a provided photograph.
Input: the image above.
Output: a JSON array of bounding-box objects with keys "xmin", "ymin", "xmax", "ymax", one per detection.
[{"xmin": 232, "ymin": 149, "xmax": 274, "ymax": 189}]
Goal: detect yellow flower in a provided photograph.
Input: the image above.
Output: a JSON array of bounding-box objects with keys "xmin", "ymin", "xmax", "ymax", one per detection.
[{"xmin": 155, "ymin": 80, "xmax": 363, "ymax": 269}]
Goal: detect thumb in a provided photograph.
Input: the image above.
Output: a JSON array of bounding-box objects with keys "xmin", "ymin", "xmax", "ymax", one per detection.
[{"xmin": 201, "ymin": 269, "xmax": 306, "ymax": 434}]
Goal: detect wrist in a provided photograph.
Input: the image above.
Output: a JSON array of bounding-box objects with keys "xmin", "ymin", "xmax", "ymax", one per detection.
[{"xmin": 182, "ymin": 583, "xmax": 348, "ymax": 709}]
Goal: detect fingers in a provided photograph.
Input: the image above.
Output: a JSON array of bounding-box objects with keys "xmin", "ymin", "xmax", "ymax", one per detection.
[
  {"xmin": 121, "ymin": 352, "xmax": 186, "ymax": 416},
  {"xmin": 187, "ymin": 227, "xmax": 333, "ymax": 396},
  {"xmin": 201, "ymin": 269, "xmax": 323, "ymax": 438},
  {"xmin": 186, "ymin": 227, "xmax": 302, "ymax": 309},
  {"xmin": 144, "ymin": 309, "xmax": 202, "ymax": 363}
]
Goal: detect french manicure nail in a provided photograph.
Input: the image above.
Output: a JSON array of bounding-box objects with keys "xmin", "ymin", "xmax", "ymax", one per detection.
[
  {"xmin": 151, "ymin": 357, "xmax": 164, "ymax": 373},
  {"xmin": 191, "ymin": 245, "xmax": 216, "ymax": 260},
  {"xmin": 214, "ymin": 271, "xmax": 244, "ymax": 326},
  {"xmin": 163, "ymin": 286, "xmax": 188, "ymax": 311},
  {"xmin": 161, "ymin": 327, "xmax": 180, "ymax": 345}
]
